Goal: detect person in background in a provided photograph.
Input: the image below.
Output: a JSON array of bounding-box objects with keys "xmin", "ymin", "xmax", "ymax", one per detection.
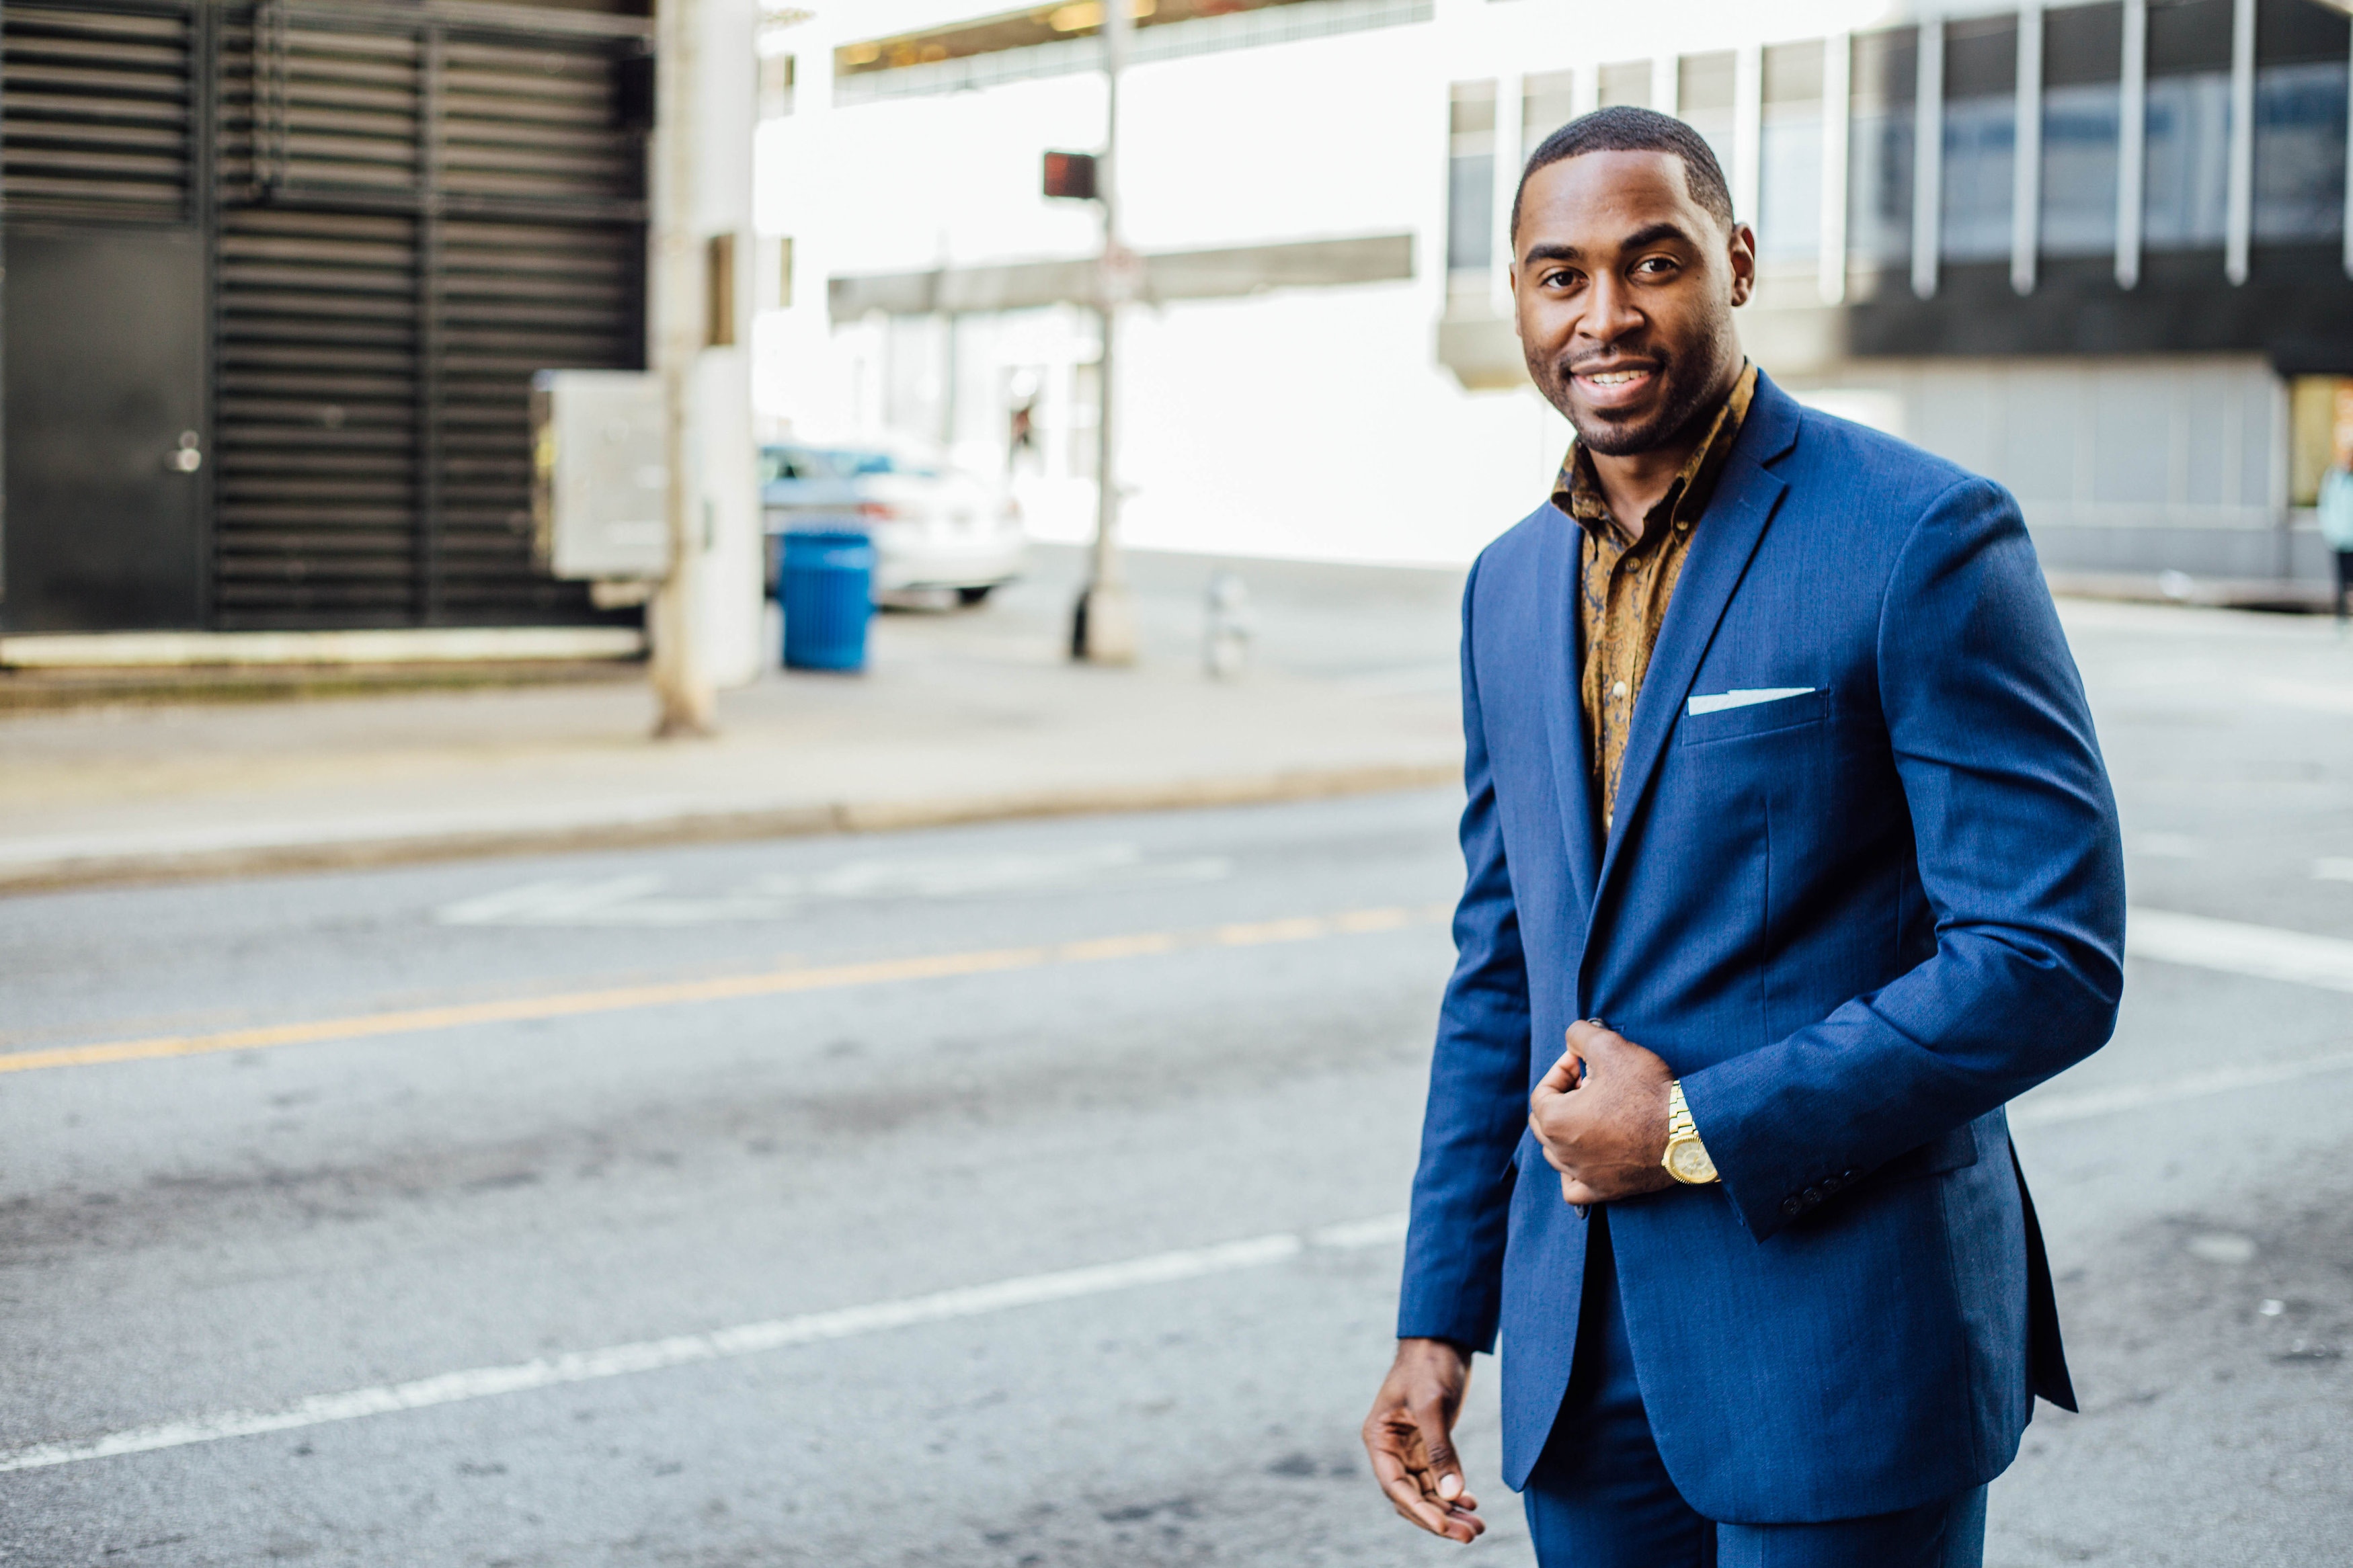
[{"xmin": 2323, "ymin": 390, "xmax": 2353, "ymax": 625}]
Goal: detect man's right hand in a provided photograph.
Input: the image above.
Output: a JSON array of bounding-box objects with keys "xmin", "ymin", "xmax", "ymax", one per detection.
[{"xmin": 1362, "ymin": 1337, "xmax": 1484, "ymax": 1543}]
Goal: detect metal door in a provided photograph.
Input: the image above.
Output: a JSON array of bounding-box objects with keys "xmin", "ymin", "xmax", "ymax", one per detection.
[{"xmin": 2, "ymin": 226, "xmax": 208, "ymax": 632}]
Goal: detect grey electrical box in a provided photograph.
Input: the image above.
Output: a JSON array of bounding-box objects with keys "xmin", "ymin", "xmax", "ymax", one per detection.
[{"xmin": 530, "ymin": 369, "xmax": 670, "ymax": 581}]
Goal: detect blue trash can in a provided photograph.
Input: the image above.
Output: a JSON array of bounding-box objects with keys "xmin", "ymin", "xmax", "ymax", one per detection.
[{"xmin": 780, "ymin": 528, "xmax": 874, "ymax": 671}]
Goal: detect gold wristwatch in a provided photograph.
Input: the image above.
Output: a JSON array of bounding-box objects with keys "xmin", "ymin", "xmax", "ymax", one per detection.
[{"xmin": 1663, "ymin": 1079, "xmax": 1719, "ymax": 1185}]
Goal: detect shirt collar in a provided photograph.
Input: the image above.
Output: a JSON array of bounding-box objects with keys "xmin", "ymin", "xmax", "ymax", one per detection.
[{"xmin": 1552, "ymin": 361, "xmax": 1757, "ymax": 546}]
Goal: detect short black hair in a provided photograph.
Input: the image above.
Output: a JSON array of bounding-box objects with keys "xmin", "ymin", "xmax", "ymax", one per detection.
[{"xmin": 1509, "ymin": 105, "xmax": 1736, "ymax": 249}]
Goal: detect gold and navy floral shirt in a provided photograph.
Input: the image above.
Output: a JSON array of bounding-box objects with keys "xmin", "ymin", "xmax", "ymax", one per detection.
[{"xmin": 1552, "ymin": 362, "xmax": 1757, "ymax": 833}]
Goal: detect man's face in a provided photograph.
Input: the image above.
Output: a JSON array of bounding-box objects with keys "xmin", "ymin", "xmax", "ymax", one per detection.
[{"xmin": 1509, "ymin": 150, "xmax": 1755, "ymax": 456}]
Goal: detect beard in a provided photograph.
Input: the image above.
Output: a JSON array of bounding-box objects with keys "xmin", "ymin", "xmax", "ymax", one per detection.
[{"xmin": 1542, "ymin": 312, "xmax": 1737, "ymax": 458}]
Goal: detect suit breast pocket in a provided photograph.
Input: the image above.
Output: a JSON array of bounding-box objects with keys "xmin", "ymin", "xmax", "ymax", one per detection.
[{"xmin": 1677, "ymin": 686, "xmax": 1833, "ymax": 747}]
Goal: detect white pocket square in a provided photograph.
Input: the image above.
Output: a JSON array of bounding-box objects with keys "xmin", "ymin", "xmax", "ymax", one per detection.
[{"xmin": 1687, "ymin": 687, "xmax": 1815, "ymax": 717}]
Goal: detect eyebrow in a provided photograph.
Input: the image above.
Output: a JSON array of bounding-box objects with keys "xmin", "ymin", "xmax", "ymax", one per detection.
[{"xmin": 1520, "ymin": 221, "xmax": 1700, "ymax": 267}]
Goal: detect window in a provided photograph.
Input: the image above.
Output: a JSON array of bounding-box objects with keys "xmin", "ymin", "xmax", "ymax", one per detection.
[
  {"xmin": 1759, "ymin": 40, "xmax": 1826, "ymax": 266},
  {"xmin": 2290, "ymin": 376, "xmax": 2353, "ymax": 507},
  {"xmin": 1598, "ymin": 60, "xmax": 1650, "ymax": 109},
  {"xmin": 1523, "ymin": 69, "xmax": 1578, "ymax": 159},
  {"xmin": 2042, "ymin": 2, "xmax": 2123, "ymax": 259},
  {"xmin": 758, "ymin": 53, "xmax": 796, "ymax": 119},
  {"xmin": 2252, "ymin": 0, "xmax": 2350, "ymax": 243},
  {"xmin": 1449, "ymin": 81, "xmax": 1497, "ymax": 282},
  {"xmin": 1679, "ymin": 51, "xmax": 1737, "ymax": 185},
  {"xmin": 1850, "ymin": 28, "xmax": 1918, "ymax": 274},
  {"xmin": 1942, "ymin": 16, "xmax": 2018, "ymax": 263},
  {"xmin": 2143, "ymin": 0, "xmax": 2234, "ymax": 251}
]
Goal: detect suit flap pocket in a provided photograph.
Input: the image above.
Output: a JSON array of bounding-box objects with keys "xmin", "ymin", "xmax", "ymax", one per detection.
[{"xmin": 1677, "ymin": 685, "xmax": 1833, "ymax": 745}]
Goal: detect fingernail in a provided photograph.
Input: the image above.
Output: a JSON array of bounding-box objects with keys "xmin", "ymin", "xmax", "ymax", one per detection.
[{"xmin": 1437, "ymin": 1473, "xmax": 1462, "ymax": 1499}]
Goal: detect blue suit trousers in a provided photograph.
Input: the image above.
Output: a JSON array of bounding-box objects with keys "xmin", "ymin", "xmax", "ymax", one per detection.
[{"xmin": 1523, "ymin": 1211, "xmax": 1989, "ymax": 1568}]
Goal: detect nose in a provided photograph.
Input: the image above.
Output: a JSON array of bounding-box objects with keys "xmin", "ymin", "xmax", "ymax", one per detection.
[{"xmin": 1580, "ymin": 269, "xmax": 1645, "ymax": 349}]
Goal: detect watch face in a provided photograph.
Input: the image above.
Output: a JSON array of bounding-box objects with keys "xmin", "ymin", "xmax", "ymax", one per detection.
[{"xmin": 1667, "ymin": 1139, "xmax": 1717, "ymax": 1184}]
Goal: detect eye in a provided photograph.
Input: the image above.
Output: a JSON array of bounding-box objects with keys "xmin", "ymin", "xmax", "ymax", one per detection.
[
  {"xmin": 1633, "ymin": 255, "xmax": 1679, "ymax": 276},
  {"xmin": 1541, "ymin": 267, "xmax": 1581, "ymax": 289}
]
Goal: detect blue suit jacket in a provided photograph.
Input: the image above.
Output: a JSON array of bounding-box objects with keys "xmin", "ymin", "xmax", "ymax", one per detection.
[{"xmin": 1396, "ymin": 372, "xmax": 2126, "ymax": 1522}]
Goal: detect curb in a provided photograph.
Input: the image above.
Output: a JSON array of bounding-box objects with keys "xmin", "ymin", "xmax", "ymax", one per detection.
[
  {"xmin": 0, "ymin": 761, "xmax": 1461, "ymax": 897},
  {"xmin": 0, "ymin": 660, "xmax": 645, "ymax": 712}
]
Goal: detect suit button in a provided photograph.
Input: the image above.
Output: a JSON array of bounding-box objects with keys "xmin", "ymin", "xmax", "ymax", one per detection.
[
  {"xmin": 1802, "ymin": 1186, "xmax": 1821, "ymax": 1204},
  {"xmin": 1821, "ymin": 1175, "xmax": 1842, "ymax": 1192},
  {"xmin": 1782, "ymin": 1196, "xmax": 1804, "ymax": 1216}
]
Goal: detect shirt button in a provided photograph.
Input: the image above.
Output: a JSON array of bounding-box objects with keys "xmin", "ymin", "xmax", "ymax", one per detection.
[{"xmin": 1611, "ymin": 681, "xmax": 1628, "ymax": 698}]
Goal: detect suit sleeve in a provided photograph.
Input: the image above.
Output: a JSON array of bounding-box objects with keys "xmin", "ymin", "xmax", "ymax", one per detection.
[
  {"xmin": 1679, "ymin": 476, "xmax": 2127, "ymax": 1243},
  {"xmin": 1395, "ymin": 556, "xmax": 1533, "ymax": 1349}
]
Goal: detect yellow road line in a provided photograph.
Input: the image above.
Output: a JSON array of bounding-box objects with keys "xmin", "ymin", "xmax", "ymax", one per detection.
[{"xmin": 1, "ymin": 901, "xmax": 1452, "ymax": 1077}]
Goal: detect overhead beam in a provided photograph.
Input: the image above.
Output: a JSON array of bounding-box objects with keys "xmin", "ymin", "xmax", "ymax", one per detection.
[{"xmin": 829, "ymin": 233, "xmax": 1415, "ymax": 317}]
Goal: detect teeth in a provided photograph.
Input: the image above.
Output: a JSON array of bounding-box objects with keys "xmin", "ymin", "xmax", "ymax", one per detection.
[{"xmin": 1587, "ymin": 370, "xmax": 1646, "ymax": 384}]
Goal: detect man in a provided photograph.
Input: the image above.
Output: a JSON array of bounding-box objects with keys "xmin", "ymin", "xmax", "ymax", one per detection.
[
  {"xmin": 1361, "ymin": 108, "xmax": 2125, "ymax": 1567},
  {"xmin": 2322, "ymin": 385, "xmax": 2353, "ymax": 624}
]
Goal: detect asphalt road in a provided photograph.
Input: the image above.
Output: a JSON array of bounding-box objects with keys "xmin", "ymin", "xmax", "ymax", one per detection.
[{"xmin": 3, "ymin": 597, "xmax": 2351, "ymax": 1567}]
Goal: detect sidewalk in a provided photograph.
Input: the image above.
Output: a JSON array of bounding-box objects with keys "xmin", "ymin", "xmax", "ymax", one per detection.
[{"xmin": 0, "ymin": 549, "xmax": 1470, "ymax": 893}]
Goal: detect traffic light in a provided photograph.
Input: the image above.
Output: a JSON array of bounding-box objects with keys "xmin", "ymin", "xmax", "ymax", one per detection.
[{"xmin": 1042, "ymin": 151, "xmax": 1099, "ymax": 200}]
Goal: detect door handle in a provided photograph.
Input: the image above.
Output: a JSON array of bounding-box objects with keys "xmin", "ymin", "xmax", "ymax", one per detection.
[{"xmin": 167, "ymin": 429, "xmax": 202, "ymax": 473}]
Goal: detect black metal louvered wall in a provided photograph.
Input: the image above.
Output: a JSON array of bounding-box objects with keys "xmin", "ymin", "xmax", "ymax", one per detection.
[
  {"xmin": 1, "ymin": 0, "xmax": 651, "ymax": 631},
  {"xmin": 1, "ymin": 3, "xmax": 194, "ymax": 222}
]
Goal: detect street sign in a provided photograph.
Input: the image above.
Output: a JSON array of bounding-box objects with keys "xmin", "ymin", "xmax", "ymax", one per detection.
[{"xmin": 1042, "ymin": 150, "xmax": 1098, "ymax": 200}]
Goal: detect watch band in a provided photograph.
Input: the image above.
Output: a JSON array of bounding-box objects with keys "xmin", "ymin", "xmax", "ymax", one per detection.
[{"xmin": 1664, "ymin": 1079, "xmax": 1720, "ymax": 1185}]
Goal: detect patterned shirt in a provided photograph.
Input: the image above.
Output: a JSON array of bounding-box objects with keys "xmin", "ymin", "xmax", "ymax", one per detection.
[{"xmin": 1553, "ymin": 362, "xmax": 1757, "ymax": 833}]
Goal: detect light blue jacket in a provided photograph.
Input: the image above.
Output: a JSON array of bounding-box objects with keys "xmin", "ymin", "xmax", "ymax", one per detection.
[
  {"xmin": 1398, "ymin": 372, "xmax": 2126, "ymax": 1521},
  {"xmin": 2320, "ymin": 466, "xmax": 2353, "ymax": 551}
]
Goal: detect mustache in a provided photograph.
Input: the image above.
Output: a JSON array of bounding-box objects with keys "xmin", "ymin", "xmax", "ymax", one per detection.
[{"xmin": 1562, "ymin": 349, "xmax": 1667, "ymax": 376}]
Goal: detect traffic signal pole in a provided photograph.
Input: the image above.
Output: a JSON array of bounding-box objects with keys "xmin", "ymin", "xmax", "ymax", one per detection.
[{"xmin": 1070, "ymin": 0, "xmax": 1138, "ymax": 665}]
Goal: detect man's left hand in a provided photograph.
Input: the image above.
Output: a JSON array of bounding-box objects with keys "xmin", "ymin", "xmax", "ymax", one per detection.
[{"xmin": 1529, "ymin": 1020, "xmax": 1677, "ymax": 1204}]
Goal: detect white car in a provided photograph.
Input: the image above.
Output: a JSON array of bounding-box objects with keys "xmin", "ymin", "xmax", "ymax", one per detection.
[{"xmin": 761, "ymin": 444, "xmax": 1025, "ymax": 604}]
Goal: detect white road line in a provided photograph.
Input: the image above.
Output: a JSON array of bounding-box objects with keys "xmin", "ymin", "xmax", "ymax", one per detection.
[
  {"xmin": 2016, "ymin": 1046, "xmax": 2353, "ymax": 1126},
  {"xmin": 0, "ymin": 1220, "xmax": 1406, "ymax": 1476},
  {"xmin": 10, "ymin": 892, "xmax": 2345, "ymax": 1483},
  {"xmin": 2128, "ymin": 907, "xmax": 2353, "ymax": 993}
]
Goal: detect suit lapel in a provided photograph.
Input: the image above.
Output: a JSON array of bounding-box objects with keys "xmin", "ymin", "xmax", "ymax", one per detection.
[
  {"xmin": 1585, "ymin": 379, "xmax": 1802, "ymax": 925},
  {"xmin": 1533, "ymin": 505, "xmax": 1601, "ymax": 917}
]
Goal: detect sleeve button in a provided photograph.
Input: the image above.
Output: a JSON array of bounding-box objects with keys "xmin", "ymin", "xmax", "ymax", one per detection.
[{"xmin": 1782, "ymin": 1196, "xmax": 1804, "ymax": 1216}]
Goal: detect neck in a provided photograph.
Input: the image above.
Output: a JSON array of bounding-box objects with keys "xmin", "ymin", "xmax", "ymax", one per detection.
[{"xmin": 1585, "ymin": 358, "xmax": 1740, "ymax": 540}]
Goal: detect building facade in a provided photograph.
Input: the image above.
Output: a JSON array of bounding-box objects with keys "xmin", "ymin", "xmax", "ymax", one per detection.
[
  {"xmin": 0, "ymin": 0, "xmax": 657, "ymax": 635},
  {"xmin": 759, "ymin": 0, "xmax": 2353, "ymax": 591}
]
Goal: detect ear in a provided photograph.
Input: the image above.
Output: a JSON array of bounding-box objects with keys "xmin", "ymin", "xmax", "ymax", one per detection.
[{"xmin": 1725, "ymin": 221, "xmax": 1757, "ymax": 307}]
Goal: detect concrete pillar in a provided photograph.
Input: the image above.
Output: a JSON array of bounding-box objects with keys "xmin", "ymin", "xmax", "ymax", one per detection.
[
  {"xmin": 2012, "ymin": 3, "xmax": 2043, "ymax": 295},
  {"xmin": 1491, "ymin": 71, "xmax": 1523, "ymax": 313},
  {"xmin": 2118, "ymin": 0, "xmax": 2147, "ymax": 289},
  {"xmin": 1911, "ymin": 12, "xmax": 1944, "ymax": 300},
  {"xmin": 1732, "ymin": 44, "xmax": 1763, "ymax": 228},
  {"xmin": 1821, "ymin": 33, "xmax": 1851, "ymax": 305},
  {"xmin": 2225, "ymin": 0, "xmax": 2256, "ymax": 285}
]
